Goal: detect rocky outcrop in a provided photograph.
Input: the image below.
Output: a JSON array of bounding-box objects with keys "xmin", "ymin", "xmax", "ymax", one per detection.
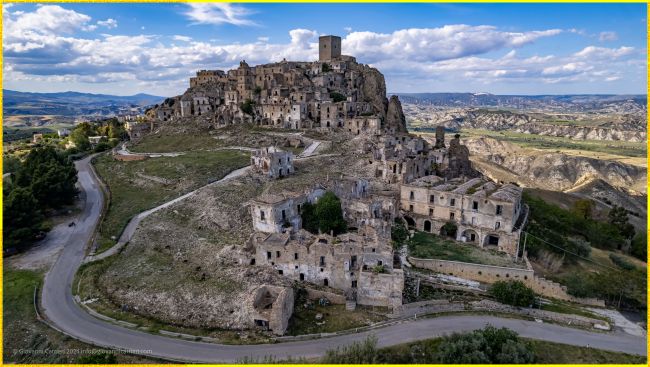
[
  {"xmin": 446, "ymin": 134, "xmax": 478, "ymax": 179},
  {"xmin": 384, "ymin": 95, "xmax": 408, "ymax": 134},
  {"xmin": 358, "ymin": 65, "xmax": 388, "ymax": 118}
]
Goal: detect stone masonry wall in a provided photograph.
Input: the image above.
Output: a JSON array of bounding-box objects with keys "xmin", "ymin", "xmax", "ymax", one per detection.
[{"xmin": 409, "ymin": 257, "xmax": 604, "ymax": 307}]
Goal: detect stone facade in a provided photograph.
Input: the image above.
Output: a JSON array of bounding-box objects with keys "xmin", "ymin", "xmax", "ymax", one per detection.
[
  {"xmin": 408, "ymin": 257, "xmax": 605, "ymax": 306},
  {"xmin": 252, "ymin": 226, "xmax": 403, "ymax": 309},
  {"xmin": 250, "ymin": 188, "xmax": 326, "ymax": 234},
  {"xmin": 251, "ymin": 146, "xmax": 295, "ymax": 179},
  {"xmin": 251, "ymin": 285, "xmax": 294, "ymax": 335},
  {"xmin": 400, "ymin": 176, "xmax": 527, "ymax": 255},
  {"xmin": 150, "ymin": 35, "xmax": 406, "ymax": 135}
]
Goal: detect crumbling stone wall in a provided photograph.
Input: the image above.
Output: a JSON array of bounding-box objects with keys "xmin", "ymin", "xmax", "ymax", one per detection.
[{"xmin": 408, "ymin": 257, "xmax": 604, "ymax": 306}]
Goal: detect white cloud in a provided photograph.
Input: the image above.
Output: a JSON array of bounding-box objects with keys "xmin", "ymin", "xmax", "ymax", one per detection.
[
  {"xmin": 184, "ymin": 3, "xmax": 256, "ymax": 26},
  {"xmin": 344, "ymin": 26, "xmax": 353, "ymax": 33},
  {"xmin": 574, "ymin": 46, "xmax": 634, "ymax": 59},
  {"xmin": 173, "ymin": 35, "xmax": 192, "ymax": 42},
  {"xmin": 97, "ymin": 18, "xmax": 118, "ymax": 29},
  {"xmin": 2, "ymin": 5, "xmax": 645, "ymax": 95},
  {"xmin": 342, "ymin": 25, "xmax": 562, "ymax": 63},
  {"xmin": 599, "ymin": 31, "xmax": 618, "ymax": 42}
]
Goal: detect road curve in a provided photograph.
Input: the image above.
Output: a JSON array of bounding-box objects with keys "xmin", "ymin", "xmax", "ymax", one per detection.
[{"xmin": 40, "ymin": 155, "xmax": 647, "ymax": 362}]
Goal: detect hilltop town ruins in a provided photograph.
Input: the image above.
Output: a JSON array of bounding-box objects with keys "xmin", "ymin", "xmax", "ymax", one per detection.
[{"xmin": 121, "ymin": 35, "xmax": 605, "ymax": 336}]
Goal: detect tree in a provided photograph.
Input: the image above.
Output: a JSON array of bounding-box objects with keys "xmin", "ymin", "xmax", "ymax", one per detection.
[
  {"xmin": 14, "ymin": 146, "xmax": 78, "ymax": 209},
  {"xmin": 300, "ymin": 192, "xmax": 347, "ymax": 235},
  {"xmin": 3, "ymin": 187, "xmax": 43, "ymax": 251},
  {"xmin": 437, "ymin": 326, "xmax": 535, "ymax": 364},
  {"xmin": 3, "ymin": 154, "xmax": 21, "ymax": 174},
  {"xmin": 608, "ymin": 206, "xmax": 635, "ymax": 239},
  {"xmin": 489, "ymin": 280, "xmax": 536, "ymax": 307},
  {"xmin": 69, "ymin": 128, "xmax": 90, "ymax": 151},
  {"xmin": 321, "ymin": 63, "xmax": 331, "ymax": 72},
  {"xmin": 572, "ymin": 199, "xmax": 593, "ymax": 219},
  {"xmin": 391, "ymin": 219, "xmax": 409, "ymax": 247},
  {"xmin": 440, "ymin": 221, "xmax": 457, "ymax": 238},
  {"xmin": 630, "ymin": 232, "xmax": 647, "ymax": 261},
  {"xmin": 314, "ymin": 192, "xmax": 347, "ymax": 235},
  {"xmin": 329, "ymin": 91, "xmax": 347, "ymax": 103},
  {"xmin": 240, "ymin": 99, "xmax": 256, "ymax": 115}
]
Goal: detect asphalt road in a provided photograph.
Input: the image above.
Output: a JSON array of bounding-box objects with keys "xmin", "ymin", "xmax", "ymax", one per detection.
[{"xmin": 39, "ymin": 155, "xmax": 647, "ymax": 362}]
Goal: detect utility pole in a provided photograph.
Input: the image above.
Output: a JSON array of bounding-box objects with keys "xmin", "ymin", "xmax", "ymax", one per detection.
[
  {"xmin": 415, "ymin": 277, "xmax": 420, "ymax": 298},
  {"xmin": 521, "ymin": 232, "xmax": 528, "ymax": 260}
]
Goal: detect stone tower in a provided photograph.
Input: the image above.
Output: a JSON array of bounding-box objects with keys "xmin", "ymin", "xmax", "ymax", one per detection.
[
  {"xmin": 319, "ymin": 35, "xmax": 341, "ymax": 61},
  {"xmin": 435, "ymin": 125, "xmax": 445, "ymax": 148}
]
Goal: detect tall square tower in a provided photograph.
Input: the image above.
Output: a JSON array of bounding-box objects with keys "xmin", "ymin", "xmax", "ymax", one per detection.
[{"xmin": 319, "ymin": 35, "xmax": 342, "ymax": 61}]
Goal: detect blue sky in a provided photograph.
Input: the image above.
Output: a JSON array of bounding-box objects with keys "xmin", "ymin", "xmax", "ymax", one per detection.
[{"xmin": 3, "ymin": 3, "xmax": 647, "ymax": 96}]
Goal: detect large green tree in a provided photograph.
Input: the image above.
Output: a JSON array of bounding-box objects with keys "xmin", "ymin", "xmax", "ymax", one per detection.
[
  {"xmin": 301, "ymin": 191, "xmax": 347, "ymax": 235},
  {"xmin": 437, "ymin": 326, "xmax": 535, "ymax": 364},
  {"xmin": 3, "ymin": 187, "xmax": 44, "ymax": 251}
]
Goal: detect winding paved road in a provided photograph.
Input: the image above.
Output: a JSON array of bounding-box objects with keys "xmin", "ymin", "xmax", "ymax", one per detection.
[{"xmin": 39, "ymin": 155, "xmax": 647, "ymax": 362}]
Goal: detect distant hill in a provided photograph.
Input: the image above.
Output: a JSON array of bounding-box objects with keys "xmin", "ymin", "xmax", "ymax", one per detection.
[
  {"xmin": 3, "ymin": 89, "xmax": 165, "ymax": 118},
  {"xmin": 393, "ymin": 92, "xmax": 647, "ymax": 113}
]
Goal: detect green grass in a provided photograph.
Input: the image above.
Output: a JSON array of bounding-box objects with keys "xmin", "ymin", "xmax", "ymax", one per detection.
[
  {"xmin": 286, "ymin": 304, "xmax": 387, "ymax": 336},
  {"xmin": 93, "ymin": 150, "xmax": 250, "ymax": 253},
  {"xmin": 540, "ymin": 301, "xmax": 609, "ymax": 322},
  {"xmin": 3, "ymin": 267, "xmax": 160, "ymax": 363},
  {"xmin": 528, "ymin": 339, "xmax": 646, "ymax": 364},
  {"xmin": 408, "ymin": 231, "xmax": 525, "ymax": 268},
  {"xmin": 130, "ymin": 133, "xmax": 225, "ymax": 153},
  {"xmin": 372, "ymin": 336, "xmax": 645, "ymax": 363},
  {"xmin": 461, "ymin": 128, "xmax": 647, "ymax": 157}
]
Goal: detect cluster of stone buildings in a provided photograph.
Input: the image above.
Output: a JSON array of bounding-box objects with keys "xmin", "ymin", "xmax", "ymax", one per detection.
[{"xmin": 148, "ymin": 35, "xmax": 399, "ymax": 135}]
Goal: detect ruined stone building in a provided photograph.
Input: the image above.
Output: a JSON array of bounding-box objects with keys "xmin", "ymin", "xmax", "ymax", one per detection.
[
  {"xmin": 400, "ymin": 176, "xmax": 528, "ymax": 256},
  {"xmin": 250, "ymin": 226, "xmax": 403, "ymax": 309},
  {"xmin": 250, "ymin": 188, "xmax": 326, "ymax": 233},
  {"xmin": 251, "ymin": 146, "xmax": 295, "ymax": 179},
  {"xmin": 248, "ymin": 177, "xmax": 404, "ymax": 309},
  {"xmin": 150, "ymin": 35, "xmax": 407, "ymax": 135},
  {"xmin": 250, "ymin": 285, "xmax": 294, "ymax": 336},
  {"xmin": 373, "ymin": 129, "xmax": 477, "ymax": 184}
]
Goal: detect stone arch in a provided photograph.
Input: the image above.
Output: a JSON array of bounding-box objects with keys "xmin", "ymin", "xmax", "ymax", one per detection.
[
  {"xmin": 461, "ymin": 229, "xmax": 479, "ymax": 243},
  {"xmin": 483, "ymin": 233, "xmax": 500, "ymax": 248},
  {"xmin": 404, "ymin": 216, "xmax": 416, "ymax": 229}
]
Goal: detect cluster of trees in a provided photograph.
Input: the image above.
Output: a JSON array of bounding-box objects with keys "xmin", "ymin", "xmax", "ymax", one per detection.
[
  {"xmin": 239, "ymin": 99, "xmax": 256, "ymax": 116},
  {"xmin": 523, "ymin": 194, "xmax": 631, "ymax": 260},
  {"xmin": 4, "ymin": 147, "xmax": 78, "ymax": 252},
  {"xmin": 489, "ymin": 280, "xmax": 536, "ymax": 307},
  {"xmin": 391, "ymin": 219, "xmax": 409, "ymax": 248},
  {"xmin": 69, "ymin": 119, "xmax": 125, "ymax": 153},
  {"xmin": 300, "ymin": 191, "xmax": 347, "ymax": 235},
  {"xmin": 322, "ymin": 326, "xmax": 535, "ymax": 363},
  {"xmin": 329, "ymin": 91, "xmax": 347, "ymax": 103}
]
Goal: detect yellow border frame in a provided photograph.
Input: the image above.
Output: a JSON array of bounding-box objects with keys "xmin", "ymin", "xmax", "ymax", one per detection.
[{"xmin": 0, "ymin": 1, "xmax": 648, "ymax": 366}]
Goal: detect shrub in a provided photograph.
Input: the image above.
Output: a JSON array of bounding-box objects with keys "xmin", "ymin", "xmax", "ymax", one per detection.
[
  {"xmin": 391, "ymin": 219, "xmax": 409, "ymax": 246},
  {"xmin": 609, "ymin": 254, "xmax": 635, "ymax": 270},
  {"xmin": 77, "ymin": 352, "xmax": 117, "ymax": 364},
  {"xmin": 329, "ymin": 91, "xmax": 347, "ymax": 103},
  {"xmin": 440, "ymin": 221, "xmax": 457, "ymax": 238},
  {"xmin": 239, "ymin": 99, "xmax": 256, "ymax": 115},
  {"xmin": 321, "ymin": 63, "xmax": 331, "ymax": 72},
  {"xmin": 489, "ymin": 280, "xmax": 536, "ymax": 307},
  {"xmin": 630, "ymin": 232, "xmax": 647, "ymax": 261},
  {"xmin": 323, "ymin": 335, "xmax": 378, "ymax": 363},
  {"xmin": 437, "ymin": 325, "xmax": 535, "ymax": 364}
]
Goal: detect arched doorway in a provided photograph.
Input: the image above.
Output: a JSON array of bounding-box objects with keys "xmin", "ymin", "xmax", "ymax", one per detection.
[
  {"xmin": 462, "ymin": 229, "xmax": 479, "ymax": 243},
  {"xmin": 404, "ymin": 216, "xmax": 416, "ymax": 229},
  {"xmin": 424, "ymin": 220, "xmax": 432, "ymax": 233},
  {"xmin": 440, "ymin": 221, "xmax": 457, "ymax": 239},
  {"xmin": 484, "ymin": 234, "xmax": 500, "ymax": 248}
]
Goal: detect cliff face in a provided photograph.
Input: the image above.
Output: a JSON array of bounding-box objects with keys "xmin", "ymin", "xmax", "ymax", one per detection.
[
  {"xmin": 405, "ymin": 106, "xmax": 647, "ymax": 143},
  {"xmin": 465, "ymin": 137, "xmax": 647, "ymax": 194},
  {"xmin": 358, "ymin": 65, "xmax": 388, "ymax": 118},
  {"xmin": 385, "ymin": 95, "xmax": 408, "ymax": 133}
]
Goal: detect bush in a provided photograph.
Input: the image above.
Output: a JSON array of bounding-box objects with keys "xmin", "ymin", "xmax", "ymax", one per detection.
[
  {"xmin": 630, "ymin": 232, "xmax": 647, "ymax": 261},
  {"xmin": 609, "ymin": 254, "xmax": 635, "ymax": 270},
  {"xmin": 391, "ymin": 219, "xmax": 409, "ymax": 247},
  {"xmin": 239, "ymin": 99, "xmax": 255, "ymax": 115},
  {"xmin": 437, "ymin": 325, "xmax": 535, "ymax": 364},
  {"xmin": 321, "ymin": 63, "xmax": 331, "ymax": 72},
  {"xmin": 77, "ymin": 352, "xmax": 117, "ymax": 364},
  {"xmin": 323, "ymin": 335, "xmax": 378, "ymax": 363},
  {"xmin": 489, "ymin": 280, "xmax": 536, "ymax": 307},
  {"xmin": 329, "ymin": 91, "xmax": 347, "ymax": 103},
  {"xmin": 440, "ymin": 221, "xmax": 457, "ymax": 238}
]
